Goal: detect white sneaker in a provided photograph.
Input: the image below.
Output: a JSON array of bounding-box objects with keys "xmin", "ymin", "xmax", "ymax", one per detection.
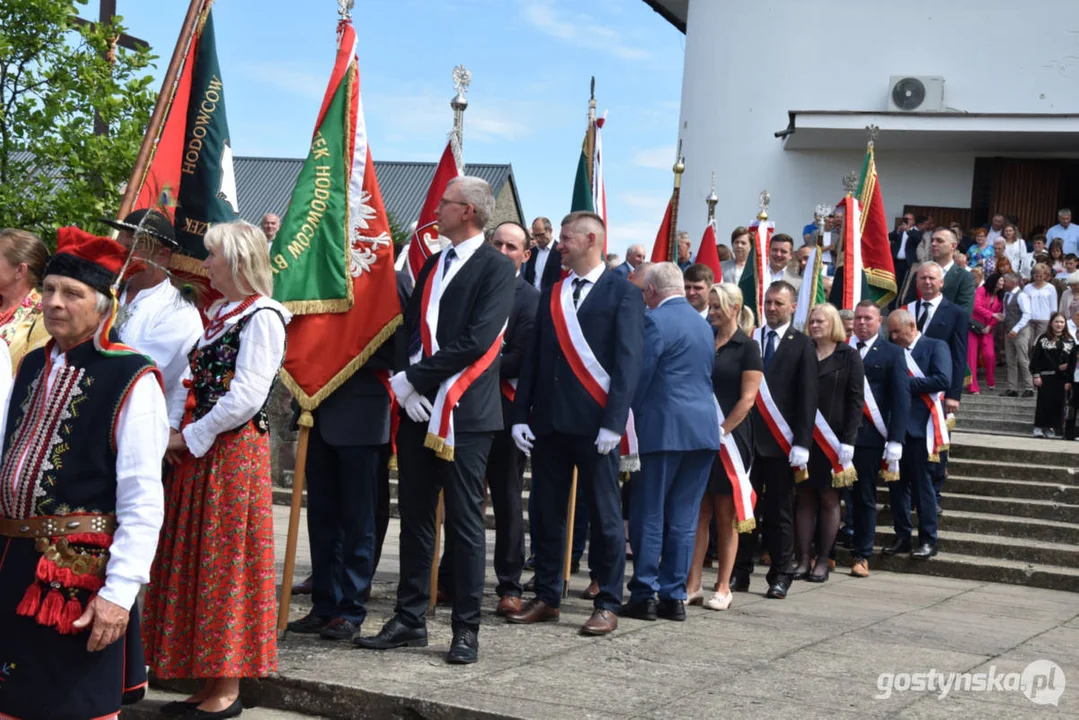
[
  {"xmin": 1033, "ymin": 428, "xmax": 1045, "ymax": 438},
  {"xmin": 1047, "ymin": 429, "xmax": 1058, "ymax": 439},
  {"xmin": 704, "ymin": 590, "xmax": 733, "ymax": 611}
]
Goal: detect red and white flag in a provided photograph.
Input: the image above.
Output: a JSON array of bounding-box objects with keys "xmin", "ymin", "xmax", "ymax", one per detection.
[{"xmin": 406, "ymin": 139, "xmax": 463, "ymax": 284}]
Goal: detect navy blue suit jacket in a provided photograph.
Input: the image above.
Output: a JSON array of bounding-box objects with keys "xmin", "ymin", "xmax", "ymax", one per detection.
[
  {"xmin": 855, "ymin": 338, "xmax": 910, "ymax": 448},
  {"xmin": 514, "ymin": 269, "xmax": 645, "ymax": 437},
  {"xmin": 499, "ymin": 276, "xmax": 540, "ymax": 429},
  {"xmin": 612, "ymin": 261, "xmax": 633, "ymax": 279},
  {"xmin": 631, "ymin": 297, "xmax": 720, "ymax": 454},
  {"xmin": 916, "ymin": 297, "xmax": 968, "ymax": 401},
  {"xmin": 905, "ymin": 335, "xmax": 952, "ymax": 438}
]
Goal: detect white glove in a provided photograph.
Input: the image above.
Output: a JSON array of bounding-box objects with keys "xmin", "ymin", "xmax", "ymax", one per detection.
[
  {"xmin": 595, "ymin": 428, "xmax": 622, "ymax": 455},
  {"xmin": 390, "ymin": 371, "xmax": 416, "ymax": 403},
  {"xmin": 839, "ymin": 444, "xmax": 855, "ymax": 467},
  {"xmin": 403, "ymin": 393, "xmax": 432, "ymax": 423},
  {"xmin": 718, "ymin": 426, "xmax": 726, "ymax": 442},
  {"xmin": 884, "ymin": 441, "xmax": 903, "ymax": 463},
  {"xmin": 789, "ymin": 445, "xmax": 810, "ymax": 467},
  {"xmin": 511, "ymin": 424, "xmax": 535, "ymax": 455}
]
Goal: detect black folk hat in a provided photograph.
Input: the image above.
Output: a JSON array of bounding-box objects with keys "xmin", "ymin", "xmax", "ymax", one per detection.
[{"xmin": 101, "ymin": 209, "xmax": 178, "ymax": 250}]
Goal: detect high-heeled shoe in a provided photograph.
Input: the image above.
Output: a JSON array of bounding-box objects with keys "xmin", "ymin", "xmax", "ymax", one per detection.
[
  {"xmin": 806, "ymin": 567, "xmax": 830, "ymax": 583},
  {"xmin": 791, "ymin": 566, "xmax": 810, "ymax": 581}
]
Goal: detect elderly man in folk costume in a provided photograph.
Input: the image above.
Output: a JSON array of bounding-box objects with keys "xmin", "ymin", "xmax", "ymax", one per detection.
[
  {"xmin": 0, "ymin": 227, "xmax": 168, "ymax": 720},
  {"xmin": 102, "ymin": 209, "xmax": 204, "ymax": 432}
]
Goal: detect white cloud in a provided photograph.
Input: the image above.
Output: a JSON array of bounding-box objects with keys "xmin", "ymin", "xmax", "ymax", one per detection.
[
  {"xmin": 607, "ymin": 219, "xmax": 661, "ymax": 258},
  {"xmin": 618, "ymin": 190, "xmax": 669, "ymax": 216},
  {"xmin": 365, "ymin": 89, "xmax": 533, "ymax": 144},
  {"xmin": 632, "ymin": 145, "xmax": 677, "ymax": 170},
  {"xmin": 520, "ymin": 1, "xmax": 651, "ymax": 61},
  {"xmin": 241, "ymin": 62, "xmax": 326, "ymax": 100}
]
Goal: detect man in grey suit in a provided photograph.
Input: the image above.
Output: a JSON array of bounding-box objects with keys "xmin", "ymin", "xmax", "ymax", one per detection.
[{"xmin": 613, "ymin": 243, "xmax": 646, "ymax": 279}]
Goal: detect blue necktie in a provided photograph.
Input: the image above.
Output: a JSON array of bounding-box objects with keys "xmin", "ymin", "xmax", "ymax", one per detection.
[
  {"xmin": 763, "ymin": 329, "xmax": 777, "ymax": 370},
  {"xmin": 442, "ymin": 247, "xmax": 457, "ymax": 278}
]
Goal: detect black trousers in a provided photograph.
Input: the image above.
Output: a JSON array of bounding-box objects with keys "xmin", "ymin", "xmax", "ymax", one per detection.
[
  {"xmin": 734, "ymin": 456, "xmax": 795, "ymax": 585},
  {"xmin": 530, "ymin": 431, "xmax": 625, "ymax": 611},
  {"xmin": 394, "ymin": 418, "xmax": 493, "ymax": 631},
  {"xmin": 851, "ymin": 446, "xmax": 882, "ymax": 559},
  {"xmin": 438, "ymin": 428, "xmax": 526, "ymax": 597},
  {"xmin": 305, "ymin": 430, "xmax": 382, "ymax": 624}
]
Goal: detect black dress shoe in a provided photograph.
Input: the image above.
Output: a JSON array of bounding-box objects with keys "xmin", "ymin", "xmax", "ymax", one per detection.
[
  {"xmin": 446, "ymin": 627, "xmax": 479, "ymax": 664},
  {"xmin": 656, "ymin": 598, "xmax": 685, "ymax": 621},
  {"xmin": 1002, "ymin": 390, "xmax": 1018, "ymax": 397},
  {"xmin": 806, "ymin": 568, "xmax": 829, "ymax": 584},
  {"xmin": 353, "ymin": 617, "xmax": 428, "ymax": 649},
  {"xmin": 181, "ymin": 698, "xmax": 242, "ymax": 719},
  {"xmin": 160, "ymin": 700, "xmax": 198, "ymax": 716},
  {"xmin": 765, "ymin": 581, "xmax": 789, "ymax": 599},
  {"xmin": 910, "ymin": 543, "xmax": 938, "ymax": 560},
  {"xmin": 286, "ymin": 613, "xmax": 331, "ymax": 634},
  {"xmin": 729, "ymin": 574, "xmax": 750, "ymax": 592},
  {"xmin": 791, "ymin": 567, "xmax": 810, "ymax": 581},
  {"xmin": 881, "ymin": 538, "xmax": 913, "ymax": 556},
  {"xmin": 570, "ymin": 558, "xmax": 581, "ymax": 575},
  {"xmin": 319, "ymin": 617, "xmax": 359, "ymax": 640},
  {"xmin": 620, "ymin": 597, "xmax": 658, "ymax": 621}
]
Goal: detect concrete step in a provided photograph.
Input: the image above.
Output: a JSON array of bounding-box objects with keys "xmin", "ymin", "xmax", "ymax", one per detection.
[
  {"xmin": 944, "ymin": 474, "xmax": 1079, "ymax": 501},
  {"xmin": 835, "ymin": 546, "xmax": 1079, "ymax": 592},
  {"xmin": 870, "ymin": 525, "xmax": 1079, "ymax": 569},
  {"xmin": 951, "ymin": 417, "xmax": 1033, "ymax": 435},
  {"xmin": 877, "ymin": 505, "xmax": 1079, "ymax": 545},
  {"xmin": 946, "ymin": 458, "xmax": 1078, "ymax": 483},
  {"xmin": 948, "ymin": 432, "xmax": 1079, "ymax": 467},
  {"xmin": 960, "ymin": 394, "xmax": 1036, "ymax": 410},
  {"xmin": 956, "ymin": 407, "xmax": 1035, "ymax": 421},
  {"xmin": 877, "ymin": 488, "xmax": 1079, "ymax": 524}
]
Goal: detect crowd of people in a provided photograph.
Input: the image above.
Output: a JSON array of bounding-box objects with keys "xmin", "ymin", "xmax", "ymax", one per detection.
[{"xmin": 1, "ymin": 182, "xmax": 1076, "ymax": 718}]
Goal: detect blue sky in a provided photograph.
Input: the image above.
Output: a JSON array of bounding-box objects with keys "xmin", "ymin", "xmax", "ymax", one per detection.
[{"xmin": 113, "ymin": 0, "xmax": 685, "ymax": 259}]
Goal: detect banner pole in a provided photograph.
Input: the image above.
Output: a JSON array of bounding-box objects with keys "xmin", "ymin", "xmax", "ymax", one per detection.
[
  {"xmin": 562, "ymin": 467, "xmax": 579, "ymax": 598},
  {"xmin": 276, "ymin": 423, "xmax": 310, "ymax": 638}
]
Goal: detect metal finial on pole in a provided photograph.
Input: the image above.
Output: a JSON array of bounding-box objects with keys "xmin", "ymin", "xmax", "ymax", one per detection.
[
  {"xmin": 450, "ymin": 65, "xmax": 471, "ymax": 167},
  {"xmin": 757, "ymin": 190, "xmax": 771, "ymax": 221},
  {"xmin": 337, "ymin": 0, "xmax": 354, "ymax": 21},
  {"xmin": 706, "ymin": 171, "xmax": 718, "ymax": 223},
  {"xmin": 866, "ymin": 123, "xmax": 880, "ymax": 149},
  {"xmin": 842, "ymin": 169, "xmax": 859, "ymax": 196},
  {"xmin": 667, "ymin": 141, "xmax": 686, "ymax": 261}
]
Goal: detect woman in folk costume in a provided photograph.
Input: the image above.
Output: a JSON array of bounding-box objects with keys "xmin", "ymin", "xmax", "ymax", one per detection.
[
  {"xmin": 143, "ymin": 221, "xmax": 290, "ymax": 719},
  {"xmin": 686, "ymin": 283, "xmax": 762, "ymax": 611},
  {"xmin": 0, "ymin": 228, "xmax": 51, "ymax": 370},
  {"xmin": 0, "ymin": 226, "xmax": 169, "ymax": 720},
  {"xmin": 793, "ymin": 303, "xmax": 864, "ymax": 583}
]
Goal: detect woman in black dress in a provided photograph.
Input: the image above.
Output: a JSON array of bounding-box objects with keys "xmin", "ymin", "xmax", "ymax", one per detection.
[
  {"xmin": 686, "ymin": 283, "xmax": 762, "ymax": 611},
  {"xmin": 793, "ymin": 303, "xmax": 864, "ymax": 583},
  {"xmin": 1030, "ymin": 312, "xmax": 1075, "ymax": 439}
]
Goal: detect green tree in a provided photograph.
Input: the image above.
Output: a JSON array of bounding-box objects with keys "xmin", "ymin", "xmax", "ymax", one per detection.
[
  {"xmin": 0, "ymin": 0, "xmax": 156, "ymax": 248},
  {"xmin": 386, "ymin": 210, "xmax": 410, "ymax": 258}
]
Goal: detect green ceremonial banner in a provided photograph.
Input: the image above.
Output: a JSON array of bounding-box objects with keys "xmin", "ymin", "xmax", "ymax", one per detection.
[
  {"xmin": 570, "ymin": 148, "xmax": 594, "ymax": 213},
  {"xmin": 738, "ymin": 245, "xmax": 760, "ymax": 327},
  {"xmin": 269, "ymin": 64, "xmax": 352, "ymax": 313},
  {"xmin": 173, "ymin": 10, "xmax": 238, "ymax": 262}
]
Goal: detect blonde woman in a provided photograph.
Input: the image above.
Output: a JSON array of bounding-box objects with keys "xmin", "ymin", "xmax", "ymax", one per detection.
[
  {"xmin": 0, "ymin": 228, "xmax": 50, "ymax": 370},
  {"xmin": 793, "ymin": 303, "xmax": 864, "ymax": 583},
  {"xmin": 687, "ymin": 283, "xmax": 762, "ymax": 610},
  {"xmin": 144, "ymin": 221, "xmax": 291, "ymax": 718}
]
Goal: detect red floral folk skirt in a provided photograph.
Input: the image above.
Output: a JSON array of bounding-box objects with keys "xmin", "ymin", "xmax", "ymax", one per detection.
[{"xmin": 143, "ymin": 423, "xmax": 277, "ymax": 679}]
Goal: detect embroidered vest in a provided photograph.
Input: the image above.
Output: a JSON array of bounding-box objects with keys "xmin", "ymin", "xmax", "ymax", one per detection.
[
  {"xmin": 0, "ymin": 339, "xmax": 155, "ymax": 520},
  {"xmin": 188, "ymin": 307, "xmax": 285, "ymax": 434}
]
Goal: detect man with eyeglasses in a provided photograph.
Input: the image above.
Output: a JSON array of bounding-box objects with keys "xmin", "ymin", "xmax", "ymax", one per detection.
[{"xmin": 523, "ymin": 217, "xmax": 562, "ymax": 290}]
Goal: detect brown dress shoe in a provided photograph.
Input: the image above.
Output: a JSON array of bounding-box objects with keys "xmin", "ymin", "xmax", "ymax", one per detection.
[
  {"xmin": 291, "ymin": 575, "xmax": 313, "ymax": 595},
  {"xmin": 580, "ymin": 608, "xmax": 618, "ymax": 636},
  {"xmin": 850, "ymin": 558, "xmax": 870, "ymax": 578},
  {"xmin": 496, "ymin": 595, "xmax": 522, "ymax": 616},
  {"xmin": 581, "ymin": 580, "xmax": 600, "ymax": 600},
  {"xmin": 506, "ymin": 597, "xmax": 560, "ymax": 624},
  {"xmin": 828, "ymin": 558, "xmax": 836, "ymax": 571}
]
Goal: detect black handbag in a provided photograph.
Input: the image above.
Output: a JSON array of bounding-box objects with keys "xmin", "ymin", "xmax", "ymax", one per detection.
[{"xmin": 969, "ymin": 318, "xmax": 986, "ymax": 334}]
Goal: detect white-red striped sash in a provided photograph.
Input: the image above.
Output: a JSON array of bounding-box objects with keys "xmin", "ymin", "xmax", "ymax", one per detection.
[
  {"xmin": 904, "ymin": 349, "xmax": 949, "ymax": 463},
  {"xmin": 415, "ymin": 254, "xmax": 504, "ymax": 461},
  {"xmin": 713, "ymin": 396, "xmax": 755, "ymax": 532},
  {"xmin": 550, "ymin": 279, "xmax": 610, "ymax": 405},
  {"xmin": 860, "ymin": 376, "xmax": 900, "ymax": 481},
  {"xmin": 620, "ymin": 409, "xmax": 639, "ymax": 472},
  {"xmin": 753, "ymin": 375, "xmax": 808, "ymax": 480},
  {"xmin": 811, "ymin": 410, "xmax": 856, "ymax": 487},
  {"xmin": 501, "ymin": 378, "xmax": 517, "ymax": 403}
]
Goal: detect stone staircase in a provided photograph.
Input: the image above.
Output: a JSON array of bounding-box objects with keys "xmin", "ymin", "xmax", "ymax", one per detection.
[
  {"xmin": 842, "ymin": 431, "xmax": 1079, "ymax": 591},
  {"xmin": 954, "ymin": 386, "xmax": 1037, "ymax": 436},
  {"xmin": 273, "ymin": 431, "xmax": 1079, "ymax": 593}
]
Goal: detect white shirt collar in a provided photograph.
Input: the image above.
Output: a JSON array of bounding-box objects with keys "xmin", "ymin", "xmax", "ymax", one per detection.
[
  {"xmin": 920, "ymin": 294, "xmax": 942, "ymax": 309},
  {"xmin": 569, "ymin": 261, "xmax": 606, "ymax": 285},
  {"xmin": 907, "ymin": 333, "xmax": 921, "ymax": 352},
  {"xmin": 120, "ymin": 277, "xmax": 171, "ymax": 307},
  {"xmin": 940, "ymin": 260, "xmax": 955, "ymax": 274},
  {"xmin": 448, "ymin": 232, "xmax": 485, "ymax": 263},
  {"xmin": 766, "ymin": 321, "xmax": 790, "ymax": 339},
  {"xmin": 850, "ymin": 334, "xmax": 877, "ymax": 352},
  {"xmin": 699, "ymin": 307, "xmax": 709, "ymax": 319}
]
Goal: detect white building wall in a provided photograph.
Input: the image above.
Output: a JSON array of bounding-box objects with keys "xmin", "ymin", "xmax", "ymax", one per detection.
[{"xmin": 677, "ymin": 0, "xmax": 1079, "ymax": 247}]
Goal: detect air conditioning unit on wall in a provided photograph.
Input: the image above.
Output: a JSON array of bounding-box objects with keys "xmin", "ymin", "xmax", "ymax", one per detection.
[{"xmin": 888, "ymin": 76, "xmax": 945, "ymax": 112}]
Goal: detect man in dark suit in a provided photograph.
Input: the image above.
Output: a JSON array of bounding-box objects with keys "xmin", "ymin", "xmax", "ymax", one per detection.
[
  {"xmin": 612, "ymin": 243, "xmax": 646, "ymax": 279},
  {"xmin": 355, "ymin": 177, "xmax": 515, "ymax": 665},
  {"xmin": 522, "ymin": 216, "xmax": 561, "ymax": 290},
  {"xmin": 885, "ymin": 309, "xmax": 952, "ymax": 559},
  {"xmin": 624, "ymin": 262, "xmax": 719, "ymax": 621},
  {"xmin": 733, "ymin": 281, "xmax": 817, "ymax": 599},
  {"xmin": 890, "ymin": 212, "xmax": 921, "ymax": 305},
  {"xmin": 848, "ymin": 300, "xmax": 910, "ymax": 578},
  {"xmin": 508, "ymin": 211, "xmax": 644, "ymax": 636},
  {"xmin": 437, "ymin": 221, "xmax": 539, "ymax": 617},
  {"xmin": 905, "ymin": 261, "xmax": 968, "ymax": 506}
]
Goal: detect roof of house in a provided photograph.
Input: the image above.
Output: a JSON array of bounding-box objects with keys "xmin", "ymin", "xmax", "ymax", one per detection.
[
  {"xmin": 640, "ymin": 0, "xmax": 687, "ymax": 33},
  {"xmin": 235, "ymin": 156, "xmax": 522, "ymax": 228}
]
